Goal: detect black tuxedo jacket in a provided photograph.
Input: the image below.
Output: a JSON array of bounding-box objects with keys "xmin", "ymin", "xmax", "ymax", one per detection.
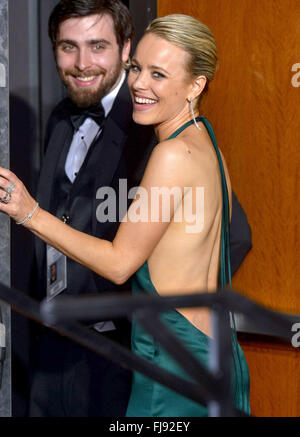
[
  {"xmin": 35, "ymin": 81, "xmax": 155, "ymax": 301},
  {"xmin": 34, "ymin": 80, "xmax": 251, "ymax": 302}
]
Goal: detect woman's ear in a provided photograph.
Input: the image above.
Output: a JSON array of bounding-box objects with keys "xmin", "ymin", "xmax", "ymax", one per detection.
[{"xmin": 188, "ymin": 75, "xmax": 207, "ymax": 101}]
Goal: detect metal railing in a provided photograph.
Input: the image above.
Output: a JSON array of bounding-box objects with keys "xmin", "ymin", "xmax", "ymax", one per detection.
[{"xmin": 0, "ymin": 281, "xmax": 295, "ymax": 417}]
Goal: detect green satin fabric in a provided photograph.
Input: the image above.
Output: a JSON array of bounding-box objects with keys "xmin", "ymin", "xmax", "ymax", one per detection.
[
  {"xmin": 126, "ymin": 262, "xmax": 250, "ymax": 417},
  {"xmin": 125, "ymin": 117, "xmax": 250, "ymax": 417}
]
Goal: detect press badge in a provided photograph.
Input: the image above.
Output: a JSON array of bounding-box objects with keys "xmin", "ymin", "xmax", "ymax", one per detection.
[{"xmin": 46, "ymin": 244, "xmax": 67, "ymax": 301}]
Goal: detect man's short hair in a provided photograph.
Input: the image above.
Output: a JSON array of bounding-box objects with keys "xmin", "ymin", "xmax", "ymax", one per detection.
[{"xmin": 48, "ymin": 0, "xmax": 134, "ymax": 50}]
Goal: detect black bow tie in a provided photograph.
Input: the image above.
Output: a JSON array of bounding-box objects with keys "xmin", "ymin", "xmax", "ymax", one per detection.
[{"xmin": 70, "ymin": 103, "xmax": 105, "ymax": 130}]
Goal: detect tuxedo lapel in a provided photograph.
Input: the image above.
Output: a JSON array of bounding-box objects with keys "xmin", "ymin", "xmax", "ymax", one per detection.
[
  {"xmin": 35, "ymin": 119, "xmax": 73, "ymax": 273},
  {"xmin": 92, "ymin": 82, "xmax": 133, "ymax": 234},
  {"xmin": 37, "ymin": 119, "xmax": 73, "ymax": 210}
]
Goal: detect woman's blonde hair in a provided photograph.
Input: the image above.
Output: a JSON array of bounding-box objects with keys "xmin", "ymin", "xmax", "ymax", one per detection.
[{"xmin": 146, "ymin": 14, "xmax": 218, "ymax": 85}]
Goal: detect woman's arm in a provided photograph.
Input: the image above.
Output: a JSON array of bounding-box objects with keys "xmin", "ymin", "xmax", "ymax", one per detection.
[{"xmin": 0, "ymin": 141, "xmax": 189, "ymax": 284}]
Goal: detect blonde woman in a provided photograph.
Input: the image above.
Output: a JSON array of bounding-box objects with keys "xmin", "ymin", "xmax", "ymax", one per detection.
[{"xmin": 0, "ymin": 15, "xmax": 250, "ymax": 416}]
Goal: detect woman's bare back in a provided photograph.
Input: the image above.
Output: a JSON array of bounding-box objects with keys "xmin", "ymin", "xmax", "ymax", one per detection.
[{"xmin": 147, "ymin": 121, "xmax": 232, "ymax": 336}]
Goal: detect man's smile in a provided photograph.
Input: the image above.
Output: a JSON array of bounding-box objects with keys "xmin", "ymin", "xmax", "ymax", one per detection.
[{"xmin": 70, "ymin": 75, "xmax": 100, "ymax": 87}]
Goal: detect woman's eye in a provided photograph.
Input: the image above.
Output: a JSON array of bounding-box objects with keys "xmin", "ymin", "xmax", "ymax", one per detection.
[
  {"xmin": 130, "ymin": 64, "xmax": 140, "ymax": 73},
  {"xmin": 152, "ymin": 72, "xmax": 165, "ymax": 79}
]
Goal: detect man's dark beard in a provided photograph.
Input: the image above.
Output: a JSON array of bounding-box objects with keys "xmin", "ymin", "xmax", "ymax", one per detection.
[
  {"xmin": 58, "ymin": 63, "xmax": 123, "ymax": 109},
  {"xmin": 67, "ymin": 82, "xmax": 107, "ymax": 108}
]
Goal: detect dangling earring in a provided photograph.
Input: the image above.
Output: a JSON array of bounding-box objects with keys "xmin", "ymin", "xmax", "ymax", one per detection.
[
  {"xmin": 189, "ymin": 98, "xmax": 201, "ymax": 131},
  {"xmin": 122, "ymin": 57, "xmax": 131, "ymax": 71}
]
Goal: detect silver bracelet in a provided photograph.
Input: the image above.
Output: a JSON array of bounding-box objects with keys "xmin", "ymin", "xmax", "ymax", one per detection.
[{"xmin": 16, "ymin": 202, "xmax": 39, "ymax": 225}]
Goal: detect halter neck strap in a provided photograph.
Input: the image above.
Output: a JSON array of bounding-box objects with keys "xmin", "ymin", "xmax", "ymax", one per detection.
[{"xmin": 167, "ymin": 119, "xmax": 195, "ymax": 139}]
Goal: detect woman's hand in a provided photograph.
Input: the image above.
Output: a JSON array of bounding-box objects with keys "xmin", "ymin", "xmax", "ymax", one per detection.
[{"xmin": 0, "ymin": 167, "xmax": 38, "ymax": 225}]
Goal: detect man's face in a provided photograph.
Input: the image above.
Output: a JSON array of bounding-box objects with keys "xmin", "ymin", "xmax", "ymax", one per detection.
[{"xmin": 55, "ymin": 13, "xmax": 130, "ymax": 108}]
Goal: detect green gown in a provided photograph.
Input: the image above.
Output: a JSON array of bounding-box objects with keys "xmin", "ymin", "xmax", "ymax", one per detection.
[{"xmin": 126, "ymin": 117, "xmax": 250, "ymax": 417}]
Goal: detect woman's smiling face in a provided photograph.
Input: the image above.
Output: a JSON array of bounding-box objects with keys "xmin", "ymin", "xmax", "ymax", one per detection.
[{"xmin": 127, "ymin": 33, "xmax": 195, "ymax": 128}]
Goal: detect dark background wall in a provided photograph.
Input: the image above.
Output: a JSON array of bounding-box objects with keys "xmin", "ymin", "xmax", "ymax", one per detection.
[{"xmin": 0, "ymin": 0, "xmax": 11, "ymax": 418}]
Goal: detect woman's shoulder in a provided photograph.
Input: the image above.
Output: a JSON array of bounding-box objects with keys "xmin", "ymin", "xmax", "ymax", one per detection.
[
  {"xmin": 157, "ymin": 131, "xmax": 219, "ymax": 167},
  {"xmin": 151, "ymin": 136, "xmax": 196, "ymax": 164},
  {"xmin": 150, "ymin": 133, "xmax": 217, "ymax": 177},
  {"xmin": 141, "ymin": 137, "xmax": 196, "ymax": 187}
]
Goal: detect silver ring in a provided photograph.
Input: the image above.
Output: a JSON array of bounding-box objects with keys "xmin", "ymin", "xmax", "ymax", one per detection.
[
  {"xmin": 0, "ymin": 192, "xmax": 11, "ymax": 204},
  {"xmin": 6, "ymin": 182, "xmax": 15, "ymax": 194}
]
